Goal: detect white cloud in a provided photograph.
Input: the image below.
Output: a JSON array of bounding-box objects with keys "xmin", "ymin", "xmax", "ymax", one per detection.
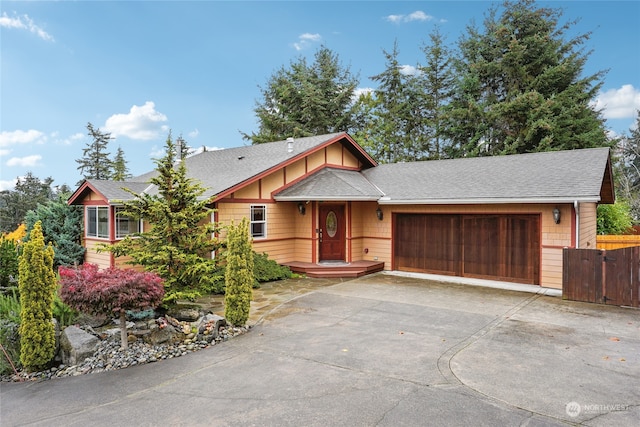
[
  {"xmin": 0, "ymin": 149, "xmax": 11, "ymax": 157},
  {"xmin": 6, "ymin": 154, "xmax": 42, "ymax": 167},
  {"xmin": 0, "ymin": 129, "xmax": 46, "ymax": 147},
  {"xmin": 189, "ymin": 145, "xmax": 223, "ymax": 156},
  {"xmin": 407, "ymin": 11, "xmax": 433, "ymax": 22},
  {"xmin": 188, "ymin": 128, "xmax": 199, "ymax": 138},
  {"xmin": 399, "ymin": 64, "xmax": 419, "ymax": 76},
  {"xmin": 293, "ymin": 33, "xmax": 321, "ymax": 51},
  {"xmin": 0, "ymin": 12, "xmax": 54, "ymax": 42},
  {"xmin": 104, "ymin": 101, "xmax": 169, "ymax": 140},
  {"xmin": 0, "ymin": 179, "xmax": 17, "ymax": 191},
  {"xmin": 593, "ymin": 84, "xmax": 640, "ymax": 119},
  {"xmin": 386, "ymin": 10, "xmax": 434, "ymax": 24}
]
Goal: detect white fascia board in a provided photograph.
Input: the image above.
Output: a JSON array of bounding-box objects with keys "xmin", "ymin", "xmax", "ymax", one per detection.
[
  {"xmin": 377, "ymin": 197, "xmax": 601, "ymax": 205},
  {"xmin": 274, "ymin": 195, "xmax": 381, "ymax": 201}
]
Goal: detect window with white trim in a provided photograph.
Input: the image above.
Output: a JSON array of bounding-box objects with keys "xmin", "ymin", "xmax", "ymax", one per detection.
[
  {"xmin": 115, "ymin": 207, "xmax": 141, "ymax": 238},
  {"xmin": 250, "ymin": 205, "xmax": 266, "ymax": 239},
  {"xmin": 86, "ymin": 206, "xmax": 109, "ymax": 239}
]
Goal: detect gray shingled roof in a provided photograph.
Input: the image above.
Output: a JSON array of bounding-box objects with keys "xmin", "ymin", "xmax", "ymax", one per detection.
[
  {"xmin": 362, "ymin": 147, "xmax": 612, "ymax": 204},
  {"xmin": 132, "ymin": 133, "xmax": 351, "ymax": 200},
  {"xmin": 274, "ymin": 168, "xmax": 384, "ymax": 201},
  {"xmin": 75, "ymin": 134, "xmax": 611, "ymax": 206},
  {"xmin": 84, "ymin": 180, "xmax": 152, "ymax": 204}
]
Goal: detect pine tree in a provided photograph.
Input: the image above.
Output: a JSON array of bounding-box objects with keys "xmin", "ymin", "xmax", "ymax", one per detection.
[
  {"xmin": 111, "ymin": 146, "xmax": 131, "ymax": 181},
  {"xmin": 244, "ymin": 46, "xmax": 359, "ymax": 144},
  {"xmin": 224, "ymin": 218, "xmax": 254, "ymax": 326},
  {"xmin": 444, "ymin": 0, "xmax": 609, "ymax": 156},
  {"xmin": 353, "ymin": 41, "xmax": 415, "ymax": 163},
  {"xmin": 76, "ymin": 122, "xmax": 114, "ymax": 181},
  {"xmin": 18, "ymin": 221, "xmax": 56, "ymax": 372},
  {"xmin": 417, "ymin": 27, "xmax": 455, "ymax": 159},
  {"xmin": 615, "ymin": 111, "xmax": 640, "ymax": 219},
  {"xmin": 24, "ymin": 195, "xmax": 85, "ymax": 268},
  {"xmin": 105, "ymin": 133, "xmax": 222, "ymax": 303}
]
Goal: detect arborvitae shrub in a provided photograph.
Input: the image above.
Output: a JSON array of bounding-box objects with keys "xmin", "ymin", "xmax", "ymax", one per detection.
[
  {"xmin": 224, "ymin": 218, "xmax": 254, "ymax": 326},
  {"xmin": 18, "ymin": 221, "xmax": 57, "ymax": 372}
]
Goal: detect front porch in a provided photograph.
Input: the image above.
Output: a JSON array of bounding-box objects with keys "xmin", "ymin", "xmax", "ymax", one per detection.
[{"xmin": 283, "ymin": 260, "xmax": 385, "ymax": 278}]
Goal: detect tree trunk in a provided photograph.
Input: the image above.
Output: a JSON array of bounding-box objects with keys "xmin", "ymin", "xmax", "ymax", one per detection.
[{"xmin": 119, "ymin": 311, "xmax": 128, "ymax": 349}]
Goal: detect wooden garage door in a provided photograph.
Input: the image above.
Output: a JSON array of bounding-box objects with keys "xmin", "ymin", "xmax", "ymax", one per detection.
[{"xmin": 394, "ymin": 214, "xmax": 540, "ymax": 284}]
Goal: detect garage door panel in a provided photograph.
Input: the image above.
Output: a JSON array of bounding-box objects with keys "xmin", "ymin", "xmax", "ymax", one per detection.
[{"xmin": 395, "ymin": 214, "xmax": 540, "ymax": 285}]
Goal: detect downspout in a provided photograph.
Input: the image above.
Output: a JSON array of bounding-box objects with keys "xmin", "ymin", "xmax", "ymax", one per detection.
[{"xmin": 574, "ymin": 200, "xmax": 580, "ymax": 248}]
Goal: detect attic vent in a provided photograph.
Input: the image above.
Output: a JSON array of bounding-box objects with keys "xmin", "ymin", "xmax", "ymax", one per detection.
[
  {"xmin": 238, "ymin": 156, "xmax": 244, "ymax": 160},
  {"xmin": 286, "ymin": 137, "xmax": 294, "ymax": 153}
]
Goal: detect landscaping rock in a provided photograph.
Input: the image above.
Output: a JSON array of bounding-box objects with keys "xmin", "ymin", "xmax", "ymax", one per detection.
[
  {"xmin": 198, "ymin": 314, "xmax": 226, "ymax": 339},
  {"xmin": 59, "ymin": 326, "xmax": 100, "ymax": 366},
  {"xmin": 145, "ymin": 326, "xmax": 180, "ymax": 345},
  {"xmin": 168, "ymin": 305, "xmax": 202, "ymax": 322}
]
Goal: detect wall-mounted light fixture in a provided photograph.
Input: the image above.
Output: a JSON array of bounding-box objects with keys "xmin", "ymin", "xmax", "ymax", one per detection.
[
  {"xmin": 376, "ymin": 207, "xmax": 383, "ymax": 221},
  {"xmin": 553, "ymin": 207, "xmax": 561, "ymax": 224},
  {"xmin": 297, "ymin": 202, "xmax": 306, "ymax": 215}
]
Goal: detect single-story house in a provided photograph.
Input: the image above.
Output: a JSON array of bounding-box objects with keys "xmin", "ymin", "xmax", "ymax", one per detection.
[{"xmin": 68, "ymin": 132, "xmax": 614, "ymax": 289}]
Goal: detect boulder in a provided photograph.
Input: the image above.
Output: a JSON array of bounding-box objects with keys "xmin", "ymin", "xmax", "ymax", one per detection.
[
  {"xmin": 145, "ymin": 326, "xmax": 180, "ymax": 345},
  {"xmin": 198, "ymin": 314, "xmax": 226, "ymax": 339},
  {"xmin": 168, "ymin": 306, "xmax": 202, "ymax": 322},
  {"xmin": 59, "ymin": 326, "xmax": 100, "ymax": 366}
]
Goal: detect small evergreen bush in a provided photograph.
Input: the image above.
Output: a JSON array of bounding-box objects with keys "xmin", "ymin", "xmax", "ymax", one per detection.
[{"xmin": 253, "ymin": 252, "xmax": 292, "ymax": 283}]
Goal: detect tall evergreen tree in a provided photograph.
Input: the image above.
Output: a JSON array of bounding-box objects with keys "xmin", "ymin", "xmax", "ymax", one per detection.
[
  {"xmin": 615, "ymin": 111, "xmax": 640, "ymax": 220},
  {"xmin": 444, "ymin": 0, "xmax": 609, "ymax": 157},
  {"xmin": 76, "ymin": 122, "xmax": 114, "ymax": 181},
  {"xmin": 244, "ymin": 45, "xmax": 359, "ymax": 144},
  {"xmin": 417, "ymin": 27, "xmax": 455, "ymax": 159},
  {"xmin": 18, "ymin": 221, "xmax": 57, "ymax": 372},
  {"xmin": 352, "ymin": 41, "xmax": 419, "ymax": 163},
  {"xmin": 111, "ymin": 146, "xmax": 132, "ymax": 181},
  {"xmin": 0, "ymin": 172, "xmax": 54, "ymax": 232},
  {"xmin": 105, "ymin": 133, "xmax": 222, "ymax": 303}
]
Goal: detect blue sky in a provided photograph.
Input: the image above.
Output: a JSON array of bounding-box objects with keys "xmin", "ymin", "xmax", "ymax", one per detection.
[{"xmin": 1, "ymin": 1, "xmax": 639, "ymax": 191}]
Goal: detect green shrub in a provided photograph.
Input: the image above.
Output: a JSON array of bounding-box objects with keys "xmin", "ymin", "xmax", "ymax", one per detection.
[
  {"xmin": 0, "ymin": 288, "xmax": 22, "ymax": 375},
  {"xmin": 597, "ymin": 201, "xmax": 634, "ymax": 235},
  {"xmin": 53, "ymin": 292, "xmax": 78, "ymax": 327},
  {"xmin": 253, "ymin": 252, "xmax": 292, "ymax": 283},
  {"xmin": 18, "ymin": 221, "xmax": 57, "ymax": 372},
  {"xmin": 0, "ymin": 238, "xmax": 19, "ymax": 292},
  {"xmin": 224, "ymin": 218, "xmax": 254, "ymax": 326}
]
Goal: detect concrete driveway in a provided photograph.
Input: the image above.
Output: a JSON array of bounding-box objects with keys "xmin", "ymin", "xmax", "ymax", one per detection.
[{"xmin": 1, "ymin": 273, "xmax": 638, "ymax": 426}]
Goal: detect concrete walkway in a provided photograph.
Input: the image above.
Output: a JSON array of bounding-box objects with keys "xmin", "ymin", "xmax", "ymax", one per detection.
[{"xmin": 1, "ymin": 273, "xmax": 638, "ymax": 426}]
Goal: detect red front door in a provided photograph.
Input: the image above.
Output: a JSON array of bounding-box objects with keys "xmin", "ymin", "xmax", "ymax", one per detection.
[{"xmin": 319, "ymin": 205, "xmax": 345, "ymax": 261}]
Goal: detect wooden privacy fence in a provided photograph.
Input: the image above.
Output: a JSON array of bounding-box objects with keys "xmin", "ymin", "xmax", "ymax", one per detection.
[
  {"xmin": 596, "ymin": 235, "xmax": 640, "ymax": 250},
  {"xmin": 563, "ymin": 247, "xmax": 639, "ymax": 307}
]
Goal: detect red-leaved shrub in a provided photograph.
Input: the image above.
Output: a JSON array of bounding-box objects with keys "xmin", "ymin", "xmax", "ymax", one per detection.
[{"xmin": 59, "ymin": 264, "xmax": 164, "ymax": 348}]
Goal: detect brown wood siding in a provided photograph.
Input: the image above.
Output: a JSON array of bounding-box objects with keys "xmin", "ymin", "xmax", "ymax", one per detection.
[
  {"xmin": 84, "ymin": 239, "xmax": 112, "ymax": 269},
  {"xmin": 579, "ymin": 203, "xmax": 597, "ymax": 249}
]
